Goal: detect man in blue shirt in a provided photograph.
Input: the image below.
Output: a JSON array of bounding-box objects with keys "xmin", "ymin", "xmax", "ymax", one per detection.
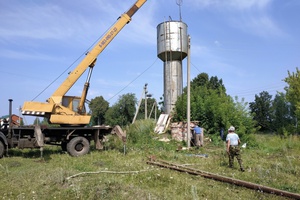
[
  {"xmin": 193, "ymin": 124, "xmax": 203, "ymax": 148},
  {"xmin": 226, "ymin": 126, "xmax": 245, "ymax": 172}
]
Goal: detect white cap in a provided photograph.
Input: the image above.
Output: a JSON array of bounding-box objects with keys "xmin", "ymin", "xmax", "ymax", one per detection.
[{"xmin": 228, "ymin": 126, "xmax": 235, "ymax": 131}]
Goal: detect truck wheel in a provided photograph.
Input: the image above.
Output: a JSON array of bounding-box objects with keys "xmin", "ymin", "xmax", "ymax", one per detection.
[
  {"xmin": 0, "ymin": 141, "xmax": 5, "ymax": 158},
  {"xmin": 66, "ymin": 137, "xmax": 90, "ymax": 157}
]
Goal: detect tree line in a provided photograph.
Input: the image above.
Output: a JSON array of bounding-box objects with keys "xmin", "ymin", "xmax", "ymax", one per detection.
[
  {"xmin": 88, "ymin": 94, "xmax": 161, "ymax": 127},
  {"xmin": 249, "ymin": 67, "xmax": 300, "ymax": 135},
  {"xmin": 36, "ymin": 67, "xmax": 300, "ymax": 140},
  {"xmin": 173, "ymin": 68, "xmax": 300, "ymax": 138}
]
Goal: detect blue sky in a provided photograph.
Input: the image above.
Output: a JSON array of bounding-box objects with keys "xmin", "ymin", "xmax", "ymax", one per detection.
[{"xmin": 0, "ymin": 0, "xmax": 299, "ymax": 124}]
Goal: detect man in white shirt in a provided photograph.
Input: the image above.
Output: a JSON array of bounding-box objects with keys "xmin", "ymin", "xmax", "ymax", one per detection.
[{"xmin": 226, "ymin": 126, "xmax": 245, "ymax": 172}]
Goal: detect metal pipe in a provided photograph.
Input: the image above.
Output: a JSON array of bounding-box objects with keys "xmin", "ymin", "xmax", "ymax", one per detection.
[{"xmin": 147, "ymin": 159, "xmax": 300, "ymax": 199}]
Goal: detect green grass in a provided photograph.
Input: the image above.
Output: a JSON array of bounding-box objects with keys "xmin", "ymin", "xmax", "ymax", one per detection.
[{"xmin": 0, "ymin": 131, "xmax": 299, "ymax": 199}]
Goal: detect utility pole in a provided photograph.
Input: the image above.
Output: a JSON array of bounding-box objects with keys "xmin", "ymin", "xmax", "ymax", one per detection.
[
  {"xmin": 8, "ymin": 99, "xmax": 13, "ymax": 138},
  {"xmin": 154, "ymin": 101, "xmax": 157, "ymax": 121},
  {"xmin": 187, "ymin": 36, "xmax": 191, "ymax": 148},
  {"xmin": 132, "ymin": 83, "xmax": 148, "ymax": 124},
  {"xmin": 148, "ymin": 101, "xmax": 157, "ymax": 121},
  {"xmin": 144, "ymin": 83, "xmax": 148, "ymax": 119}
]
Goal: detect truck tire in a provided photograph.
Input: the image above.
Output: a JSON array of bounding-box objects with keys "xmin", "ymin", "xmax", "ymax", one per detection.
[
  {"xmin": 0, "ymin": 141, "xmax": 5, "ymax": 158},
  {"xmin": 66, "ymin": 137, "xmax": 90, "ymax": 157}
]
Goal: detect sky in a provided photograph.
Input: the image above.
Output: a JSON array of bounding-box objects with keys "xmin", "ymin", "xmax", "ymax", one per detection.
[{"xmin": 0, "ymin": 0, "xmax": 299, "ymax": 124}]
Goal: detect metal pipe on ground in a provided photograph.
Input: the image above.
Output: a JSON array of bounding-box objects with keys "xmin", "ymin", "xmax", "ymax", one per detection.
[{"xmin": 146, "ymin": 158, "xmax": 300, "ymax": 200}]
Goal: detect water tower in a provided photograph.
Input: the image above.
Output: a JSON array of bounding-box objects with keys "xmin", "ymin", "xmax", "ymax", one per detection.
[{"xmin": 157, "ymin": 21, "xmax": 188, "ymax": 114}]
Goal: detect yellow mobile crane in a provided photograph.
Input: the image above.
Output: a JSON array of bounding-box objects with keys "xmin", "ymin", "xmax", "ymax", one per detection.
[
  {"xmin": 22, "ymin": 0, "xmax": 146, "ymax": 126},
  {"xmin": 0, "ymin": 0, "xmax": 146, "ymax": 158}
]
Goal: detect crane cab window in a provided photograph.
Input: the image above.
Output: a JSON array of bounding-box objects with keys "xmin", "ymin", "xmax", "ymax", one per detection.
[{"xmin": 62, "ymin": 96, "xmax": 86, "ymax": 113}]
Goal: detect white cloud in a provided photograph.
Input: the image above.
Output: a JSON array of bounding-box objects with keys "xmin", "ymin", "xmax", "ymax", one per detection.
[
  {"xmin": 0, "ymin": 0, "xmax": 156, "ymax": 66},
  {"xmin": 0, "ymin": 0, "xmax": 154, "ymax": 43},
  {"xmin": 0, "ymin": 3, "xmax": 78, "ymax": 40},
  {"xmin": 187, "ymin": 0, "xmax": 284, "ymax": 38},
  {"xmin": 187, "ymin": 0, "xmax": 272, "ymax": 10},
  {"xmin": 214, "ymin": 40, "xmax": 221, "ymax": 47},
  {"xmin": 227, "ymin": 0, "xmax": 272, "ymax": 10},
  {"xmin": 239, "ymin": 15, "xmax": 284, "ymax": 37}
]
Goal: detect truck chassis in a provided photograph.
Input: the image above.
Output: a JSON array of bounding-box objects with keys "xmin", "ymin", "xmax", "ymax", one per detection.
[{"xmin": 0, "ymin": 125, "xmax": 125, "ymax": 158}]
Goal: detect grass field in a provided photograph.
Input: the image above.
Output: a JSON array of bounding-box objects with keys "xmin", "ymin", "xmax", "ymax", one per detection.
[{"xmin": 0, "ymin": 132, "xmax": 299, "ymax": 200}]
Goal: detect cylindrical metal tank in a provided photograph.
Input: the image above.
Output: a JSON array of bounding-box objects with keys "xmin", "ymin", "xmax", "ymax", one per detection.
[
  {"xmin": 157, "ymin": 21, "xmax": 188, "ymax": 61},
  {"xmin": 163, "ymin": 60, "xmax": 183, "ymax": 114},
  {"xmin": 157, "ymin": 21, "xmax": 188, "ymax": 114}
]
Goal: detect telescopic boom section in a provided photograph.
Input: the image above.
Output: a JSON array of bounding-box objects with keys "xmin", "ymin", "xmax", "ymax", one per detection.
[{"xmin": 22, "ymin": 0, "xmax": 147, "ymax": 126}]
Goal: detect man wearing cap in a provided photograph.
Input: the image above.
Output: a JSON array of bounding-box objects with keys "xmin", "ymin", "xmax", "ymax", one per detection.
[{"xmin": 226, "ymin": 126, "xmax": 245, "ymax": 172}]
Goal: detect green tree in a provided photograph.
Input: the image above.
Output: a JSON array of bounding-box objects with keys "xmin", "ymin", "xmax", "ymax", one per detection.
[
  {"xmin": 191, "ymin": 73, "xmax": 209, "ymax": 88},
  {"xmin": 33, "ymin": 117, "xmax": 41, "ymax": 125},
  {"xmin": 174, "ymin": 73, "xmax": 256, "ymax": 138},
  {"xmin": 19, "ymin": 118, "xmax": 24, "ymax": 126},
  {"xmin": 41, "ymin": 117, "xmax": 49, "ymax": 125},
  {"xmin": 272, "ymin": 93, "xmax": 295, "ymax": 135},
  {"xmin": 105, "ymin": 93, "xmax": 137, "ymax": 126},
  {"xmin": 89, "ymin": 96, "xmax": 109, "ymax": 125},
  {"xmin": 284, "ymin": 67, "xmax": 300, "ymax": 131},
  {"xmin": 158, "ymin": 95, "xmax": 164, "ymax": 112},
  {"xmin": 208, "ymin": 75, "xmax": 226, "ymax": 92},
  {"xmin": 190, "ymin": 73, "xmax": 225, "ymax": 92},
  {"xmin": 249, "ymin": 91, "xmax": 273, "ymax": 131}
]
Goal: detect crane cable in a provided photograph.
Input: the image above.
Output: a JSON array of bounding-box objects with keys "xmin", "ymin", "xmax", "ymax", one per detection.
[{"xmin": 31, "ymin": 19, "xmax": 118, "ymax": 101}]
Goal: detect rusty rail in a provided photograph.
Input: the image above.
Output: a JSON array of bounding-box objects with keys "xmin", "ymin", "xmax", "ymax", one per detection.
[{"xmin": 146, "ymin": 158, "xmax": 300, "ymax": 199}]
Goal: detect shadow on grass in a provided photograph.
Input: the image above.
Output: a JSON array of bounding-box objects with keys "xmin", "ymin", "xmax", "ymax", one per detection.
[
  {"xmin": 4, "ymin": 143, "xmax": 125, "ymax": 162},
  {"xmin": 6, "ymin": 146, "xmax": 63, "ymax": 162}
]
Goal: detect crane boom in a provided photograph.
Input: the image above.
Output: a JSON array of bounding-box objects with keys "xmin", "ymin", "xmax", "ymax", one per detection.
[
  {"xmin": 53, "ymin": 0, "xmax": 146, "ymax": 97},
  {"xmin": 22, "ymin": 0, "xmax": 147, "ymax": 126}
]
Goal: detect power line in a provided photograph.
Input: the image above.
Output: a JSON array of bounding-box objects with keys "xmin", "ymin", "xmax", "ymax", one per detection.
[
  {"xmin": 190, "ymin": 61, "xmax": 287, "ymax": 98},
  {"xmin": 107, "ymin": 58, "xmax": 159, "ymax": 102}
]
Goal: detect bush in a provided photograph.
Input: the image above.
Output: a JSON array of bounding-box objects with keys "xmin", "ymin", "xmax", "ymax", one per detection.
[{"xmin": 126, "ymin": 119, "xmax": 155, "ymax": 146}]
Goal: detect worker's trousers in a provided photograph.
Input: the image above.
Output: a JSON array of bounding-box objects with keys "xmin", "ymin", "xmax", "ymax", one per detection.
[
  {"xmin": 228, "ymin": 146, "xmax": 243, "ymax": 168},
  {"xmin": 195, "ymin": 134, "xmax": 203, "ymax": 147}
]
